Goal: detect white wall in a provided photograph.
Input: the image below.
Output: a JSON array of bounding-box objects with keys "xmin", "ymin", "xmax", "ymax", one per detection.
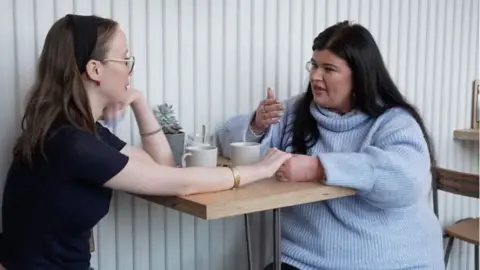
[{"xmin": 0, "ymin": 0, "xmax": 478, "ymax": 269}]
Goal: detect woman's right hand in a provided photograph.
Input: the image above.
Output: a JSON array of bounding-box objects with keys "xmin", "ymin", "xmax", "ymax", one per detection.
[
  {"xmin": 255, "ymin": 148, "xmax": 292, "ymax": 178},
  {"xmin": 251, "ymin": 88, "xmax": 285, "ymax": 134}
]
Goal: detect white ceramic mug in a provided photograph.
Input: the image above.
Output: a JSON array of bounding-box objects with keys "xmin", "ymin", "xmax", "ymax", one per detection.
[
  {"xmin": 229, "ymin": 142, "xmax": 261, "ymax": 166},
  {"xmin": 181, "ymin": 145, "xmax": 218, "ymax": 167}
]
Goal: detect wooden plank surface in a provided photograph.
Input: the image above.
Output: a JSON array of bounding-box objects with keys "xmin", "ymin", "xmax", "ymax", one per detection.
[
  {"xmin": 138, "ymin": 157, "xmax": 355, "ymax": 219},
  {"xmin": 453, "ymin": 129, "xmax": 479, "ymax": 141}
]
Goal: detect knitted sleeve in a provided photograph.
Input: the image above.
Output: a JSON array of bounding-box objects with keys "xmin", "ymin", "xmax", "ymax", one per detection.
[
  {"xmin": 317, "ymin": 109, "xmax": 432, "ymax": 209},
  {"xmin": 216, "ymin": 95, "xmax": 300, "ymax": 158}
]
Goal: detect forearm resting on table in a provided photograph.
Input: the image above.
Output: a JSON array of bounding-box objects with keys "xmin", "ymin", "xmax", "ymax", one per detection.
[
  {"xmin": 104, "ymin": 158, "xmax": 266, "ymax": 196},
  {"xmin": 131, "ymin": 99, "xmax": 175, "ymax": 166},
  {"xmin": 319, "ymin": 149, "xmax": 429, "ymax": 208}
]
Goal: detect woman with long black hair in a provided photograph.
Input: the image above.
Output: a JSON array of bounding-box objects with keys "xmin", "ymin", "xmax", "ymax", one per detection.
[{"xmin": 218, "ymin": 21, "xmax": 444, "ymax": 270}]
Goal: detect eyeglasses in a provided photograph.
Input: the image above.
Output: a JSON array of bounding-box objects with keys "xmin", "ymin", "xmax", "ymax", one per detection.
[
  {"xmin": 305, "ymin": 60, "xmax": 317, "ymax": 73},
  {"xmin": 103, "ymin": 55, "xmax": 135, "ymax": 74}
]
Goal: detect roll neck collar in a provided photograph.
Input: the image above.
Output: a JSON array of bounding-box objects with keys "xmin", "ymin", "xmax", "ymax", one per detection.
[{"xmin": 309, "ymin": 102, "xmax": 371, "ymax": 132}]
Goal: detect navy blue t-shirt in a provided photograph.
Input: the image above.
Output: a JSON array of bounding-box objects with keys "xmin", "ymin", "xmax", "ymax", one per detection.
[{"xmin": 0, "ymin": 122, "xmax": 129, "ymax": 270}]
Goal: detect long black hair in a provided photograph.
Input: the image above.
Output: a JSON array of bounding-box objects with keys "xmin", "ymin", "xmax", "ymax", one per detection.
[{"xmin": 290, "ymin": 21, "xmax": 436, "ymax": 168}]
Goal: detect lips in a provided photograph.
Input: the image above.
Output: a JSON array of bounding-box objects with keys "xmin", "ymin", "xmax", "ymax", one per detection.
[{"xmin": 312, "ymin": 85, "xmax": 327, "ymax": 95}]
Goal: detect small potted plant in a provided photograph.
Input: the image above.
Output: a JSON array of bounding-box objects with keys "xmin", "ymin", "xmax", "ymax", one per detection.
[{"xmin": 153, "ymin": 103, "xmax": 185, "ymax": 166}]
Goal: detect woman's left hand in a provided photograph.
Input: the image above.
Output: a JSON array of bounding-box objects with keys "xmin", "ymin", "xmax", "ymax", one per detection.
[{"xmin": 275, "ymin": 154, "xmax": 324, "ymax": 182}]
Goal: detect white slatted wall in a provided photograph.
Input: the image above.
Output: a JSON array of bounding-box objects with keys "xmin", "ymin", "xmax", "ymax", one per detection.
[{"xmin": 0, "ymin": 0, "xmax": 478, "ymax": 269}]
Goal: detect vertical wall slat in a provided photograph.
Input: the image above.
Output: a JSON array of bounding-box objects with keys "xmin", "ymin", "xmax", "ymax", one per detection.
[
  {"xmin": 0, "ymin": 1, "xmax": 478, "ymax": 270},
  {"xmin": 0, "ymin": 0, "xmax": 17, "ymax": 235}
]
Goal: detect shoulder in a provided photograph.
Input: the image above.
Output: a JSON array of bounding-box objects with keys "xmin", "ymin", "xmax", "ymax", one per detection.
[
  {"xmin": 48, "ymin": 125, "xmax": 96, "ymax": 148},
  {"xmin": 95, "ymin": 122, "xmax": 126, "ymax": 150},
  {"xmin": 375, "ymin": 107, "xmax": 420, "ymax": 132},
  {"xmin": 371, "ymin": 107, "xmax": 426, "ymax": 145},
  {"xmin": 44, "ymin": 124, "xmax": 129, "ymax": 186},
  {"xmin": 47, "ymin": 123, "xmax": 124, "ymax": 158}
]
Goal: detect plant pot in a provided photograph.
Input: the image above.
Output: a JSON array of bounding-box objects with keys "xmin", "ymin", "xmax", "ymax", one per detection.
[{"xmin": 165, "ymin": 132, "xmax": 186, "ymax": 166}]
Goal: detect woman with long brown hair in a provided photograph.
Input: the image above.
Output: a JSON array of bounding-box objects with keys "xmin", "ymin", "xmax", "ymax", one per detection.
[{"xmin": 0, "ymin": 14, "xmax": 291, "ymax": 270}]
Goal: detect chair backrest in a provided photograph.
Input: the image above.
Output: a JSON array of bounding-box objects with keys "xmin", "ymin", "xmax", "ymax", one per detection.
[{"xmin": 432, "ymin": 167, "xmax": 479, "ymax": 216}]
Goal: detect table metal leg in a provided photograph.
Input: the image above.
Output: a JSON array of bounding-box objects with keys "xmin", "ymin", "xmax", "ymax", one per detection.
[
  {"xmin": 245, "ymin": 214, "xmax": 253, "ymax": 270},
  {"xmin": 273, "ymin": 208, "xmax": 281, "ymax": 270}
]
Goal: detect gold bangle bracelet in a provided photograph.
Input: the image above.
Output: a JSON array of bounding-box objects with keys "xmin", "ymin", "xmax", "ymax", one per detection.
[{"xmin": 229, "ymin": 166, "xmax": 240, "ymax": 189}]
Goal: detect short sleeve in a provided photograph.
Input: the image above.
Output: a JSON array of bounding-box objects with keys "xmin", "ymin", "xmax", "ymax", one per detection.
[
  {"xmin": 95, "ymin": 122, "xmax": 127, "ymax": 151},
  {"xmin": 47, "ymin": 126, "xmax": 129, "ymax": 186}
]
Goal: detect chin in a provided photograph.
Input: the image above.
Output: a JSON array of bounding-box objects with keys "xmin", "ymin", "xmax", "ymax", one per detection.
[{"xmin": 313, "ymin": 96, "xmax": 329, "ymax": 107}]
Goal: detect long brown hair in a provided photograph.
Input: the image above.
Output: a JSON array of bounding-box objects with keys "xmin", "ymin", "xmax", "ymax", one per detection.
[{"xmin": 13, "ymin": 14, "xmax": 118, "ymax": 165}]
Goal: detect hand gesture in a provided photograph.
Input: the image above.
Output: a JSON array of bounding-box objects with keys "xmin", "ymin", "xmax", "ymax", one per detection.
[
  {"xmin": 251, "ymin": 88, "xmax": 285, "ymax": 134},
  {"xmin": 256, "ymin": 148, "xmax": 293, "ymax": 178}
]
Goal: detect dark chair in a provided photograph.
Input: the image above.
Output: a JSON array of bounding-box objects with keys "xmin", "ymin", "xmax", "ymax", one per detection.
[{"xmin": 432, "ymin": 167, "xmax": 479, "ymax": 270}]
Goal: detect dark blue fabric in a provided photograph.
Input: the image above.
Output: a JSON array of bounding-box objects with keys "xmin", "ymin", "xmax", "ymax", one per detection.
[{"xmin": 0, "ymin": 123, "xmax": 128, "ymax": 270}]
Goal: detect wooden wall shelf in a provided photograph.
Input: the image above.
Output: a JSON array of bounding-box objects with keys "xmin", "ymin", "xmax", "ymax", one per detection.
[{"xmin": 453, "ymin": 129, "xmax": 479, "ymax": 141}]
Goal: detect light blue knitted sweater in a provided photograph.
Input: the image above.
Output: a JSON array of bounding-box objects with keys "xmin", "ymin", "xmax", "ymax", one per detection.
[{"xmin": 217, "ymin": 94, "xmax": 444, "ymax": 270}]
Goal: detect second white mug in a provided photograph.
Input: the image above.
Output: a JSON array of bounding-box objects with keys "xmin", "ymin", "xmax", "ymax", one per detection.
[
  {"xmin": 229, "ymin": 142, "xmax": 261, "ymax": 166},
  {"xmin": 181, "ymin": 145, "xmax": 218, "ymax": 168}
]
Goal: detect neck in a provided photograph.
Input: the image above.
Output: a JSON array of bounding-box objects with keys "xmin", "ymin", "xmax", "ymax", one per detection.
[
  {"xmin": 328, "ymin": 107, "xmax": 350, "ymax": 115},
  {"xmin": 86, "ymin": 87, "xmax": 107, "ymax": 122},
  {"xmin": 328, "ymin": 101, "xmax": 353, "ymax": 115}
]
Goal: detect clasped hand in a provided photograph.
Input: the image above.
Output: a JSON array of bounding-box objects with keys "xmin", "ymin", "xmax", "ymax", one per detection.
[{"xmin": 274, "ymin": 153, "xmax": 324, "ymax": 183}]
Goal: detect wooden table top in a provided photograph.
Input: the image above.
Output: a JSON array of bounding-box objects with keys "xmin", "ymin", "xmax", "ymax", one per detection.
[
  {"xmin": 140, "ymin": 178, "xmax": 355, "ymax": 220},
  {"xmin": 138, "ymin": 157, "xmax": 355, "ymax": 220}
]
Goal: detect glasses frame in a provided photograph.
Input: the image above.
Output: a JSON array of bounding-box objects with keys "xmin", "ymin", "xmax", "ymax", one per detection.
[
  {"xmin": 103, "ymin": 55, "xmax": 135, "ymax": 74},
  {"xmin": 305, "ymin": 60, "xmax": 317, "ymax": 73}
]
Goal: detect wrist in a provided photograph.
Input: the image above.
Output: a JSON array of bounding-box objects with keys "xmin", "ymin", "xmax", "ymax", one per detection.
[
  {"xmin": 314, "ymin": 157, "xmax": 325, "ymax": 183},
  {"xmin": 250, "ymin": 121, "xmax": 265, "ymax": 135},
  {"xmin": 237, "ymin": 165, "xmax": 268, "ymax": 185}
]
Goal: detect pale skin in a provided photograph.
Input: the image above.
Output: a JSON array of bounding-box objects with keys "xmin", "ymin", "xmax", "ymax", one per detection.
[
  {"xmin": 0, "ymin": 24, "xmax": 292, "ymax": 270},
  {"xmin": 83, "ymin": 26, "xmax": 292, "ymax": 196},
  {"xmin": 251, "ymin": 50, "xmax": 353, "ymax": 183}
]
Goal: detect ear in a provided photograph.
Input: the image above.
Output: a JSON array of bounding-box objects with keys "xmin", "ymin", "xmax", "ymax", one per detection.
[{"xmin": 85, "ymin": 60, "xmax": 102, "ymax": 82}]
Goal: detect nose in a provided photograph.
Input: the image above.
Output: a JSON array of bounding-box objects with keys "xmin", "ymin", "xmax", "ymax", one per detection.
[{"xmin": 310, "ymin": 67, "xmax": 323, "ymax": 82}]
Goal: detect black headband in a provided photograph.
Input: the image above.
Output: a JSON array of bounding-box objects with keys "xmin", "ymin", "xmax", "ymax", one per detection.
[{"xmin": 67, "ymin": 14, "xmax": 98, "ymax": 73}]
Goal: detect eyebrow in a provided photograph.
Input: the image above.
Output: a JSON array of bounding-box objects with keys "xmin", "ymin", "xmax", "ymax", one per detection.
[
  {"xmin": 324, "ymin": 63, "xmax": 338, "ymax": 69},
  {"xmin": 312, "ymin": 58, "xmax": 338, "ymax": 69}
]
